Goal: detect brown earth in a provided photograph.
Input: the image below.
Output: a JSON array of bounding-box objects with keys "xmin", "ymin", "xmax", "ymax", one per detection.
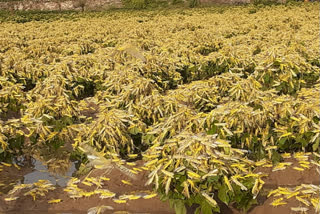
[
  {"xmin": 250, "ymin": 157, "xmax": 319, "ymax": 214},
  {"xmin": 0, "ymin": 158, "xmax": 319, "ymax": 214},
  {"xmin": 255, "ymin": 158, "xmax": 320, "ymax": 188},
  {"xmin": 0, "ymin": 161, "xmax": 175, "ymax": 214},
  {"xmin": 0, "ymin": 162, "xmax": 33, "ymax": 195},
  {"xmin": 250, "ymin": 196, "xmax": 317, "ymax": 214}
]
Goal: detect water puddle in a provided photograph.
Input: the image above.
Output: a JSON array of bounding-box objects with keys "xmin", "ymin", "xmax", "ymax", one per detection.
[
  {"xmin": 23, "ymin": 158, "xmax": 78, "ymax": 187},
  {"xmin": 0, "ymin": 155, "xmax": 79, "ymax": 195}
]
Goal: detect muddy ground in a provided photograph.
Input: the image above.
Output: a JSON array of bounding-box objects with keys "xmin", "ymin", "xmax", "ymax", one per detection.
[{"xmin": 0, "ymin": 158, "xmax": 319, "ymax": 214}]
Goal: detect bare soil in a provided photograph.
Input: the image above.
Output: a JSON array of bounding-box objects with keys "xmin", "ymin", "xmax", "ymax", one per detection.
[
  {"xmin": 0, "ymin": 161, "xmax": 174, "ymax": 214},
  {"xmin": 0, "ymin": 158, "xmax": 319, "ymax": 214},
  {"xmin": 255, "ymin": 158, "xmax": 320, "ymax": 188}
]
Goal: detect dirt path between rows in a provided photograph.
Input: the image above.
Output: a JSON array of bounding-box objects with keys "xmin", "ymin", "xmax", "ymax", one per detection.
[{"xmin": 1, "ymin": 158, "xmax": 319, "ymax": 214}]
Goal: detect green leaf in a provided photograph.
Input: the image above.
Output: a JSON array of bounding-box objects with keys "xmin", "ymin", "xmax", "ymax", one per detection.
[
  {"xmin": 278, "ymin": 137, "xmax": 287, "ymax": 149},
  {"xmin": 271, "ymin": 151, "xmax": 281, "ymax": 164},
  {"xmin": 169, "ymin": 199, "xmax": 175, "ymax": 209},
  {"xmin": 218, "ymin": 184, "xmax": 229, "ymax": 205},
  {"xmin": 186, "ymin": 199, "xmax": 193, "ymax": 207},
  {"xmin": 207, "ymin": 175, "xmax": 220, "ymax": 183},
  {"xmin": 263, "ymin": 74, "xmax": 270, "ymax": 83},
  {"xmin": 195, "ymin": 206, "xmax": 201, "ymax": 214},
  {"xmin": 212, "ymin": 205, "xmax": 220, "ymax": 213},
  {"xmin": 300, "ymin": 138, "xmax": 308, "ymax": 148},
  {"xmin": 240, "ymin": 197, "xmax": 258, "ymax": 213},
  {"xmin": 242, "ymin": 177, "xmax": 255, "ymax": 189},
  {"xmin": 174, "ymin": 200, "xmax": 187, "ymax": 214},
  {"xmin": 313, "ymin": 137, "xmax": 320, "ymax": 151},
  {"xmin": 207, "ymin": 125, "xmax": 217, "ymax": 135},
  {"xmin": 201, "ymin": 201, "xmax": 214, "ymax": 214},
  {"xmin": 193, "ymin": 194, "xmax": 202, "ymax": 204},
  {"xmin": 129, "ymin": 126, "xmax": 140, "ymax": 135},
  {"xmin": 159, "ymin": 193, "xmax": 168, "ymax": 201},
  {"xmin": 223, "ymin": 147, "xmax": 230, "ymax": 155}
]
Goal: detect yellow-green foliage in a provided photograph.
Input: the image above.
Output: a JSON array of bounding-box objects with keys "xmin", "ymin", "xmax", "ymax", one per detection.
[{"xmin": 0, "ymin": 3, "xmax": 319, "ymax": 212}]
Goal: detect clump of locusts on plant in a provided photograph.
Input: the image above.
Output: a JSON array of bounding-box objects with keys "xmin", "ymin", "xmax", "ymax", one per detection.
[
  {"xmin": 0, "ymin": 3, "xmax": 319, "ymax": 213},
  {"xmin": 143, "ymin": 132, "xmax": 265, "ymax": 213}
]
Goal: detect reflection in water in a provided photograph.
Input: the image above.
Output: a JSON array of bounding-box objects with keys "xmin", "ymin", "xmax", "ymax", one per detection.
[{"xmin": 23, "ymin": 158, "xmax": 78, "ymax": 187}]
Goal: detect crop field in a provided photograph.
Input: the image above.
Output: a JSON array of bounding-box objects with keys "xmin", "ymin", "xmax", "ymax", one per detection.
[{"xmin": 0, "ymin": 3, "xmax": 319, "ymax": 214}]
